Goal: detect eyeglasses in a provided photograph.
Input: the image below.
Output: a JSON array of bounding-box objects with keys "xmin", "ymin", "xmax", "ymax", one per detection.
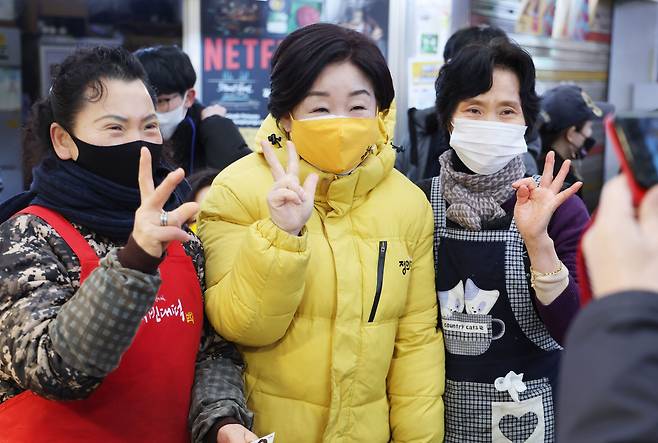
[{"xmin": 156, "ymin": 94, "xmax": 184, "ymax": 112}]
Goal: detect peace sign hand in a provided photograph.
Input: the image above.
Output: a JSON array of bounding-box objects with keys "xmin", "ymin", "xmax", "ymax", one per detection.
[
  {"xmin": 512, "ymin": 151, "xmax": 583, "ymax": 243},
  {"xmin": 261, "ymin": 140, "xmax": 318, "ymax": 236},
  {"xmin": 132, "ymin": 148, "xmax": 199, "ymax": 258}
]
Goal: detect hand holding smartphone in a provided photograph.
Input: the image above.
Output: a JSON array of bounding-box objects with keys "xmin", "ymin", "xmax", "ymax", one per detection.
[
  {"xmin": 578, "ymin": 111, "xmax": 658, "ymax": 305},
  {"xmin": 606, "ymin": 112, "xmax": 658, "ymax": 205}
]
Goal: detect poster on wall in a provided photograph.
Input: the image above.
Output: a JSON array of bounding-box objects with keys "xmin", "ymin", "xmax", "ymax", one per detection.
[
  {"xmin": 516, "ymin": 0, "xmax": 556, "ymax": 37},
  {"xmin": 0, "ymin": 0, "xmax": 15, "ymax": 21},
  {"xmin": 202, "ymin": 0, "xmax": 390, "ymax": 129},
  {"xmin": 413, "ymin": 0, "xmax": 451, "ymax": 57},
  {"xmin": 324, "ymin": 0, "xmax": 390, "ymax": 57},
  {"xmin": 407, "ymin": 57, "xmax": 442, "ymax": 110},
  {"xmin": 514, "ymin": 0, "xmax": 611, "ymax": 42},
  {"xmin": 0, "ymin": 68, "xmax": 20, "ymax": 111},
  {"xmin": 201, "ymin": 0, "xmax": 289, "ymax": 128}
]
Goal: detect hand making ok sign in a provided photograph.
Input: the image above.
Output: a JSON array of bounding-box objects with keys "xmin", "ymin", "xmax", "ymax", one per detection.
[{"xmin": 512, "ymin": 151, "xmax": 583, "ymax": 242}]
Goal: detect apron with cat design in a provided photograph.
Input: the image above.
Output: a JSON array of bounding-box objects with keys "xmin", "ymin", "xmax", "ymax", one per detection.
[{"xmin": 431, "ymin": 176, "xmax": 562, "ymax": 443}]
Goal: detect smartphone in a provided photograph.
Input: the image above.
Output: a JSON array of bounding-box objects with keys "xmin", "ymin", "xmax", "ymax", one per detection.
[
  {"xmin": 578, "ymin": 112, "xmax": 658, "ymax": 305},
  {"xmin": 605, "ymin": 112, "xmax": 658, "ymax": 205}
]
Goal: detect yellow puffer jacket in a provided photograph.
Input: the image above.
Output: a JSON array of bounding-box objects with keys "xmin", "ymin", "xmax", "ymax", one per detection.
[{"xmin": 198, "ymin": 134, "xmax": 444, "ymax": 442}]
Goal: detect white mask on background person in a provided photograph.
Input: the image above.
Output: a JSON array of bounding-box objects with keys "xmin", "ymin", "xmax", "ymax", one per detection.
[
  {"xmin": 449, "ymin": 118, "xmax": 528, "ymax": 175},
  {"xmin": 157, "ymin": 92, "xmax": 188, "ymax": 140}
]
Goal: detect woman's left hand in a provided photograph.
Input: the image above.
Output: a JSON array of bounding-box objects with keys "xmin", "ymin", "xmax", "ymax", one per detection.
[{"xmin": 512, "ymin": 151, "xmax": 582, "ymax": 244}]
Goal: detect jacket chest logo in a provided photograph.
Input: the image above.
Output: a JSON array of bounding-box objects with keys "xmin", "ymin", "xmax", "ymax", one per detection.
[{"xmin": 398, "ymin": 260, "xmax": 412, "ymax": 275}]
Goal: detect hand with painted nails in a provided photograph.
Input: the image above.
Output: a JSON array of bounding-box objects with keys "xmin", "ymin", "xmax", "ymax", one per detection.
[
  {"xmin": 132, "ymin": 147, "xmax": 200, "ymax": 258},
  {"xmin": 261, "ymin": 140, "xmax": 319, "ymax": 236}
]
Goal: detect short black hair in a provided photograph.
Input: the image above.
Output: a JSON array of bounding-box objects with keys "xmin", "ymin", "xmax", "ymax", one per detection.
[
  {"xmin": 268, "ymin": 23, "xmax": 394, "ymax": 120},
  {"xmin": 435, "ymin": 41, "xmax": 540, "ymax": 143},
  {"xmin": 443, "ymin": 25, "xmax": 508, "ymax": 63},
  {"xmin": 134, "ymin": 45, "xmax": 196, "ymax": 96}
]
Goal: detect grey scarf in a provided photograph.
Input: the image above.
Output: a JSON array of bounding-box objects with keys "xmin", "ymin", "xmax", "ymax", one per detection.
[{"xmin": 439, "ymin": 150, "xmax": 525, "ymax": 230}]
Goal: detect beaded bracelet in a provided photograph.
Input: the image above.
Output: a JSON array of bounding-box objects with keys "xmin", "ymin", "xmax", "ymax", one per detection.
[{"xmin": 530, "ymin": 262, "xmax": 564, "ymax": 288}]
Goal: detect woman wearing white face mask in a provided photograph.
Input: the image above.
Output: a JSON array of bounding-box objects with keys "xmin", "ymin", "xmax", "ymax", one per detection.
[
  {"xmin": 416, "ymin": 41, "xmax": 589, "ymax": 442},
  {"xmin": 198, "ymin": 23, "xmax": 445, "ymax": 442}
]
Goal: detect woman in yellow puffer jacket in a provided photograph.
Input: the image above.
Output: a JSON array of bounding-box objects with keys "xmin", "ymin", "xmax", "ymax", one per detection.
[{"xmin": 198, "ymin": 23, "xmax": 444, "ymax": 442}]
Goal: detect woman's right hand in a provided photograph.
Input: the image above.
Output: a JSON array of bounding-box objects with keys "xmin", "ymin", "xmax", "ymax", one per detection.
[
  {"xmin": 261, "ymin": 140, "xmax": 318, "ymax": 236},
  {"xmin": 132, "ymin": 148, "xmax": 199, "ymax": 258},
  {"xmin": 216, "ymin": 424, "xmax": 258, "ymax": 443}
]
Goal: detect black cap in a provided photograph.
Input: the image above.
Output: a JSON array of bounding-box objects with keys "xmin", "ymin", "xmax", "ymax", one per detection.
[{"xmin": 540, "ymin": 85, "xmax": 613, "ymax": 132}]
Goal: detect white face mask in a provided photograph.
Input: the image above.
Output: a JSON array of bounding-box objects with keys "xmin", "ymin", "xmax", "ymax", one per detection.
[
  {"xmin": 156, "ymin": 92, "xmax": 188, "ymax": 140},
  {"xmin": 449, "ymin": 118, "xmax": 528, "ymax": 175}
]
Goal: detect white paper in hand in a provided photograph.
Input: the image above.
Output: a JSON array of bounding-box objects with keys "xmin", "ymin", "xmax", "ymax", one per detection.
[{"xmin": 250, "ymin": 432, "xmax": 275, "ymax": 443}]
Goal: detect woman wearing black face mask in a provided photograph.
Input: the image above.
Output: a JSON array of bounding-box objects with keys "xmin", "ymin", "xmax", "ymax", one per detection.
[
  {"xmin": 0, "ymin": 47, "xmax": 255, "ymax": 443},
  {"xmin": 538, "ymin": 84, "xmax": 612, "ymax": 194}
]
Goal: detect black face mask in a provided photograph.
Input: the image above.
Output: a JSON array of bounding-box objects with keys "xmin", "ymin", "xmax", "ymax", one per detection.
[
  {"xmin": 71, "ymin": 136, "xmax": 163, "ymax": 188},
  {"xmin": 575, "ymin": 136, "xmax": 596, "ymax": 160}
]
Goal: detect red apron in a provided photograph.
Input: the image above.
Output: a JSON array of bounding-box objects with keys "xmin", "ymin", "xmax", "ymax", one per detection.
[{"xmin": 0, "ymin": 205, "xmax": 204, "ymax": 442}]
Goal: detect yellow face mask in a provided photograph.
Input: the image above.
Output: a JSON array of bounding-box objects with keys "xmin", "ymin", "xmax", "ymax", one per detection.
[{"xmin": 289, "ymin": 113, "xmax": 386, "ymax": 174}]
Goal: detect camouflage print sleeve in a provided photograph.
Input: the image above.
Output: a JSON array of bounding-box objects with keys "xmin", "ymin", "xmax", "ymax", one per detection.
[
  {"xmin": 0, "ymin": 215, "xmax": 160, "ymax": 402},
  {"xmin": 184, "ymin": 234, "xmax": 253, "ymax": 443}
]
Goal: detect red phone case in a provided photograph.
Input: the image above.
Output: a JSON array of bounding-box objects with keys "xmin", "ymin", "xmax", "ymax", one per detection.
[
  {"xmin": 604, "ymin": 114, "xmax": 648, "ymax": 205},
  {"xmin": 577, "ymin": 115, "xmax": 650, "ymax": 306}
]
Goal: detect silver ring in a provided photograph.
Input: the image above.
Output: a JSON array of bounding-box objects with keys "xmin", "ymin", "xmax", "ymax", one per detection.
[{"xmin": 160, "ymin": 210, "xmax": 168, "ymax": 227}]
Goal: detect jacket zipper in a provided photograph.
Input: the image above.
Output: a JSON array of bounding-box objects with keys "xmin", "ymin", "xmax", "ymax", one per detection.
[{"xmin": 368, "ymin": 241, "xmax": 388, "ymax": 322}]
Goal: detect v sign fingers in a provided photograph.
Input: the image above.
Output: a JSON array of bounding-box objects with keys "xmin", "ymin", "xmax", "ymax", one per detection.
[
  {"xmin": 286, "ymin": 140, "xmax": 301, "ymax": 177},
  {"xmin": 262, "ymin": 138, "xmax": 317, "ymax": 236},
  {"xmin": 303, "ymin": 172, "xmax": 319, "ymax": 202},
  {"xmin": 262, "ymin": 140, "xmax": 286, "ymax": 181},
  {"xmin": 138, "ymin": 148, "xmax": 155, "ymax": 199},
  {"xmin": 131, "ymin": 154, "xmax": 195, "ymax": 258},
  {"xmin": 148, "ymin": 168, "xmax": 186, "ymax": 210}
]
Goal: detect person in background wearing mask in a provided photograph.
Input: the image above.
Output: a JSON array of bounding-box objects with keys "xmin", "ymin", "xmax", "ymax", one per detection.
[
  {"xmin": 558, "ymin": 177, "xmax": 658, "ymax": 442},
  {"xmin": 185, "ymin": 168, "xmax": 218, "ymax": 234},
  {"xmin": 416, "ymin": 41, "xmax": 589, "ymax": 441},
  {"xmin": 0, "ymin": 47, "xmax": 254, "ymax": 443},
  {"xmin": 395, "ymin": 25, "xmax": 541, "ymax": 182},
  {"xmin": 538, "ymin": 84, "xmax": 613, "ymax": 194},
  {"xmin": 198, "ymin": 23, "xmax": 444, "ymax": 442},
  {"xmin": 135, "ymin": 45, "xmax": 251, "ymax": 175}
]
